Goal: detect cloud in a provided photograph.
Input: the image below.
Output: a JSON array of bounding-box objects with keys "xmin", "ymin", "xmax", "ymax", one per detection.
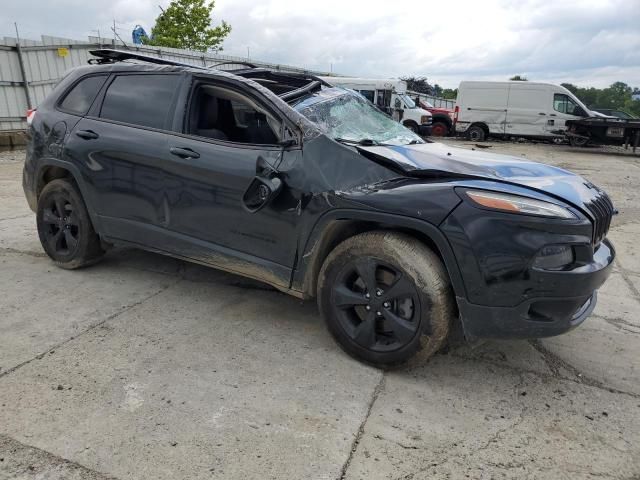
[{"xmin": 2, "ymin": 0, "xmax": 639, "ymax": 88}]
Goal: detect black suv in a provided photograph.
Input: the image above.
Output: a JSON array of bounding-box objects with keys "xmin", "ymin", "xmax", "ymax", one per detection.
[{"xmin": 23, "ymin": 50, "xmax": 615, "ymax": 366}]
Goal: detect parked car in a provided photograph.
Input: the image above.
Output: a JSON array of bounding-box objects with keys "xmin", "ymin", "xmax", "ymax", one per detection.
[
  {"xmin": 23, "ymin": 50, "xmax": 615, "ymax": 367},
  {"xmin": 454, "ymin": 81, "xmax": 595, "ymax": 141},
  {"xmin": 593, "ymin": 108, "xmax": 638, "ymax": 120},
  {"xmin": 318, "ymin": 77, "xmax": 433, "ymax": 136},
  {"xmin": 416, "ymin": 99, "xmax": 454, "ymax": 137}
]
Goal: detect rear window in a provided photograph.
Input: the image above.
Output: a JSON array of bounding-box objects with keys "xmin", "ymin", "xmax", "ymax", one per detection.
[
  {"xmin": 59, "ymin": 75, "xmax": 108, "ymax": 115},
  {"xmin": 99, "ymin": 74, "xmax": 180, "ymax": 129}
]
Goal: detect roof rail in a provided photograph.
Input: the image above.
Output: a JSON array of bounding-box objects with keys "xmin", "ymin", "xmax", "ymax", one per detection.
[
  {"xmin": 88, "ymin": 49, "xmax": 207, "ymax": 70},
  {"xmin": 280, "ymin": 80, "xmax": 322, "ymax": 102},
  {"xmin": 210, "ymin": 60, "xmax": 257, "ymax": 69}
]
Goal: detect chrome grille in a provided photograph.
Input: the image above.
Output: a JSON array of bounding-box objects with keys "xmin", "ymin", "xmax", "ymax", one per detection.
[{"xmin": 585, "ymin": 191, "xmax": 614, "ymax": 246}]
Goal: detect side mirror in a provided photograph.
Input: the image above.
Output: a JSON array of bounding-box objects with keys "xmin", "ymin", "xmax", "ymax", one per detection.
[
  {"xmin": 574, "ymin": 106, "xmax": 587, "ymax": 117},
  {"xmin": 242, "ymin": 176, "xmax": 283, "ymax": 213},
  {"xmin": 242, "ymin": 156, "xmax": 283, "ymax": 213}
]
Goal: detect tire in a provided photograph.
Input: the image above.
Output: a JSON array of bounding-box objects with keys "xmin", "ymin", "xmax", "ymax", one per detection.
[
  {"xmin": 431, "ymin": 122, "xmax": 449, "ymax": 137},
  {"xmin": 317, "ymin": 231, "xmax": 454, "ymax": 367},
  {"xmin": 466, "ymin": 125, "xmax": 486, "ymax": 142},
  {"xmin": 37, "ymin": 178, "xmax": 104, "ymax": 269},
  {"xmin": 403, "ymin": 121, "xmax": 419, "ymax": 133},
  {"xmin": 569, "ymin": 135, "xmax": 589, "ymax": 147}
]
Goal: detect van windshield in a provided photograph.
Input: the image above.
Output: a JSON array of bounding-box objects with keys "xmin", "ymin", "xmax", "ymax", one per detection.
[
  {"xmin": 296, "ymin": 90, "xmax": 424, "ymax": 146},
  {"xmin": 397, "ymin": 94, "xmax": 416, "ymax": 108}
]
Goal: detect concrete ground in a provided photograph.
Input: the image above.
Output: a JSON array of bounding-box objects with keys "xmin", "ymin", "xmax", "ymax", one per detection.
[{"xmin": 0, "ymin": 141, "xmax": 639, "ymax": 480}]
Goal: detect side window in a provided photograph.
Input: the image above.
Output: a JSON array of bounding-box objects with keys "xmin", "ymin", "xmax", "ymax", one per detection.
[
  {"xmin": 187, "ymin": 84, "xmax": 281, "ymax": 145},
  {"xmin": 358, "ymin": 90, "xmax": 375, "ymax": 103},
  {"xmin": 554, "ymin": 93, "xmax": 580, "ymax": 115},
  {"xmin": 100, "ymin": 74, "xmax": 180, "ymax": 129},
  {"xmin": 59, "ymin": 75, "xmax": 108, "ymax": 115}
]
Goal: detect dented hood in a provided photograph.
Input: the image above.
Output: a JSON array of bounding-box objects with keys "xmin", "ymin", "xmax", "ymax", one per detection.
[{"xmin": 357, "ymin": 142, "xmax": 600, "ymax": 208}]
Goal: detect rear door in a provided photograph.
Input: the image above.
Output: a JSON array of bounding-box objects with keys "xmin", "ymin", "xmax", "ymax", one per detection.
[
  {"xmin": 64, "ymin": 72, "xmax": 183, "ymax": 242},
  {"xmin": 505, "ymin": 84, "xmax": 549, "ymax": 137}
]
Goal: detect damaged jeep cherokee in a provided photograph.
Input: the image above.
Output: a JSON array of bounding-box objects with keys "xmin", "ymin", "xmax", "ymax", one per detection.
[{"xmin": 23, "ymin": 50, "xmax": 615, "ymax": 366}]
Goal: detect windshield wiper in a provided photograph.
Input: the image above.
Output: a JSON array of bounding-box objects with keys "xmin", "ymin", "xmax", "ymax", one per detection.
[{"xmin": 334, "ymin": 137, "xmax": 389, "ymax": 146}]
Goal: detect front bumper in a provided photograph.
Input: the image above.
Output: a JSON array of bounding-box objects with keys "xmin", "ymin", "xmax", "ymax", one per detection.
[
  {"xmin": 457, "ymin": 239, "xmax": 614, "ymax": 339},
  {"xmin": 417, "ymin": 125, "xmax": 432, "ymax": 136}
]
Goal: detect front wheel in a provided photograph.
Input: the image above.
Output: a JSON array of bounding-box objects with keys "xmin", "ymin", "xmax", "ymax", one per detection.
[
  {"xmin": 37, "ymin": 178, "xmax": 104, "ymax": 269},
  {"xmin": 317, "ymin": 231, "xmax": 454, "ymax": 367},
  {"xmin": 431, "ymin": 122, "xmax": 449, "ymax": 137},
  {"xmin": 403, "ymin": 121, "xmax": 419, "ymax": 133}
]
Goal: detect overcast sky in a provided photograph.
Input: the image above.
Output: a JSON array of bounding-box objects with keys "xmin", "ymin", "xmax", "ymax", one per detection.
[{"xmin": 3, "ymin": 0, "xmax": 639, "ymax": 88}]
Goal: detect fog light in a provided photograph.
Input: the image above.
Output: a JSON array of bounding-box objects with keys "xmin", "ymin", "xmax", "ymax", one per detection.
[{"xmin": 532, "ymin": 245, "xmax": 574, "ymax": 270}]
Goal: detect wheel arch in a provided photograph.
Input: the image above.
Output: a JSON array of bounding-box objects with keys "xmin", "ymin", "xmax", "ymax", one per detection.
[
  {"xmin": 35, "ymin": 159, "xmax": 102, "ymax": 233},
  {"xmin": 402, "ymin": 119, "xmax": 419, "ymax": 129},
  {"xmin": 293, "ymin": 209, "xmax": 466, "ymax": 302},
  {"xmin": 468, "ymin": 122, "xmax": 490, "ymax": 137},
  {"xmin": 432, "ymin": 113, "xmax": 453, "ymax": 128}
]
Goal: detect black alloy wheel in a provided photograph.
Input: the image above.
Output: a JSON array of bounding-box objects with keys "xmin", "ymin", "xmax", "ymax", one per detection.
[
  {"xmin": 331, "ymin": 258, "xmax": 422, "ymax": 352},
  {"xmin": 40, "ymin": 192, "xmax": 80, "ymax": 257},
  {"xmin": 37, "ymin": 178, "xmax": 104, "ymax": 269}
]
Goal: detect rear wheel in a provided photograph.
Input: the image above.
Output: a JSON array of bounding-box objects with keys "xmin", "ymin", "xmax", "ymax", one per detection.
[
  {"xmin": 569, "ymin": 134, "xmax": 590, "ymax": 147},
  {"xmin": 37, "ymin": 178, "xmax": 104, "ymax": 269},
  {"xmin": 431, "ymin": 122, "xmax": 449, "ymax": 137},
  {"xmin": 466, "ymin": 125, "xmax": 486, "ymax": 142},
  {"xmin": 317, "ymin": 231, "xmax": 454, "ymax": 367}
]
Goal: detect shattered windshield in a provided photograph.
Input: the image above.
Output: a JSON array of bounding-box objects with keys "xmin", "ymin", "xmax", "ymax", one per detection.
[{"xmin": 296, "ymin": 89, "xmax": 424, "ymax": 146}]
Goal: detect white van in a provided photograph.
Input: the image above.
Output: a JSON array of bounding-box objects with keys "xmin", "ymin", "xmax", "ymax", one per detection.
[
  {"xmin": 319, "ymin": 77, "xmax": 433, "ymax": 135},
  {"xmin": 454, "ymin": 81, "xmax": 593, "ymax": 141}
]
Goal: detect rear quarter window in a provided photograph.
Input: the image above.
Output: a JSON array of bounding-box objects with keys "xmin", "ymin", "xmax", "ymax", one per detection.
[
  {"xmin": 58, "ymin": 75, "xmax": 108, "ymax": 115},
  {"xmin": 99, "ymin": 74, "xmax": 181, "ymax": 130}
]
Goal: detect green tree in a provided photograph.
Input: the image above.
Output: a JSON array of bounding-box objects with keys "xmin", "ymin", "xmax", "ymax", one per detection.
[
  {"xmin": 509, "ymin": 75, "xmax": 528, "ymax": 81},
  {"xmin": 400, "ymin": 76, "xmax": 433, "ymax": 94},
  {"xmin": 561, "ymin": 83, "xmax": 579, "ymax": 95},
  {"xmin": 441, "ymin": 88, "xmax": 458, "ymax": 100},
  {"xmin": 145, "ymin": 0, "xmax": 231, "ymax": 52}
]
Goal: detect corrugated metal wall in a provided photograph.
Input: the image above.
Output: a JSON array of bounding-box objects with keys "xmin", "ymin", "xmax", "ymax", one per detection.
[
  {"xmin": 0, "ymin": 34, "xmax": 457, "ymax": 132},
  {"xmin": 0, "ymin": 35, "xmax": 332, "ymax": 132}
]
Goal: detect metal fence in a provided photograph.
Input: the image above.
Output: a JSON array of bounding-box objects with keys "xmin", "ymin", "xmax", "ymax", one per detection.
[
  {"xmin": 407, "ymin": 90, "xmax": 456, "ymax": 110},
  {"xmin": 0, "ymin": 35, "xmax": 334, "ymax": 132},
  {"xmin": 0, "ymin": 34, "xmax": 457, "ymax": 132}
]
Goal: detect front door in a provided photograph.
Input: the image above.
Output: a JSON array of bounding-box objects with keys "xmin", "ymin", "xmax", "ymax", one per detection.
[
  {"xmin": 161, "ymin": 80, "xmax": 301, "ymax": 286},
  {"xmin": 546, "ymin": 92, "xmax": 588, "ymax": 134}
]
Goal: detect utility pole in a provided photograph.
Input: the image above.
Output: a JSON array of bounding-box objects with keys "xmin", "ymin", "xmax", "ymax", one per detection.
[
  {"xmin": 13, "ymin": 22, "xmax": 32, "ymax": 109},
  {"xmin": 91, "ymin": 29, "xmax": 101, "ymax": 45}
]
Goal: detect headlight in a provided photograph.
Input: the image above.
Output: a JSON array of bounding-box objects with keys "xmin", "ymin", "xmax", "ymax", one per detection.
[
  {"xmin": 421, "ymin": 115, "xmax": 432, "ymax": 125},
  {"xmin": 464, "ymin": 190, "xmax": 576, "ymax": 219}
]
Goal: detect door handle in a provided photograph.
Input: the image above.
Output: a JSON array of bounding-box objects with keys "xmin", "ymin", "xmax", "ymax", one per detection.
[
  {"xmin": 538, "ymin": 112, "xmax": 546, "ymax": 115},
  {"xmin": 170, "ymin": 147, "xmax": 200, "ymax": 159},
  {"xmin": 76, "ymin": 130, "xmax": 99, "ymax": 140},
  {"xmin": 549, "ymin": 113, "xmax": 557, "ymax": 117}
]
